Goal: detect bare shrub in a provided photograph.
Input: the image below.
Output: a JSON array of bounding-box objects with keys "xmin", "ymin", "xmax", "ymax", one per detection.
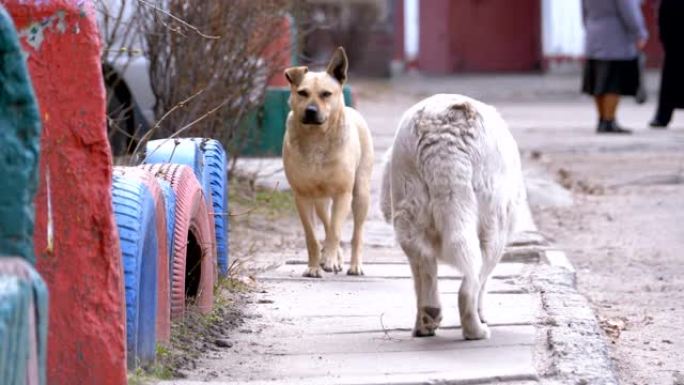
[{"xmin": 138, "ymin": 0, "xmax": 293, "ymax": 156}]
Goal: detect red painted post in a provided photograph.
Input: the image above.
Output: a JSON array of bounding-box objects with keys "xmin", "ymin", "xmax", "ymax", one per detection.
[
  {"xmin": 4, "ymin": 1, "xmax": 127, "ymax": 384},
  {"xmin": 393, "ymin": 0, "xmax": 405, "ymax": 64},
  {"xmin": 266, "ymin": 15, "xmax": 293, "ymax": 87}
]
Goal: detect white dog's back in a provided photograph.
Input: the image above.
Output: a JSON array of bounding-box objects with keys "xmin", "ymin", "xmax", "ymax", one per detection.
[{"xmin": 380, "ymin": 94, "xmax": 525, "ymax": 340}]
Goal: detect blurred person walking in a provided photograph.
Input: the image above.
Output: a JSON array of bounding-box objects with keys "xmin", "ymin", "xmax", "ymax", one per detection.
[
  {"xmin": 650, "ymin": 0, "xmax": 684, "ymax": 128},
  {"xmin": 582, "ymin": 0, "xmax": 648, "ymax": 134}
]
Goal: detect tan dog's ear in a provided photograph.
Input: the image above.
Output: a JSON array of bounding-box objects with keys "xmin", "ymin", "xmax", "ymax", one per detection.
[
  {"xmin": 326, "ymin": 47, "xmax": 348, "ymax": 85},
  {"xmin": 284, "ymin": 66, "xmax": 308, "ymax": 87}
]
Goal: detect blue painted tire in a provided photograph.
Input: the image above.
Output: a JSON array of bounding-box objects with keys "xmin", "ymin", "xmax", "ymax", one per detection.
[
  {"xmin": 143, "ymin": 139, "xmax": 209, "ymax": 200},
  {"xmin": 189, "ymin": 138, "xmax": 228, "ymax": 277},
  {"xmin": 142, "ymin": 138, "xmax": 227, "ymax": 275},
  {"xmin": 156, "ymin": 179, "xmax": 176, "ymax": 273},
  {"xmin": 111, "ymin": 175, "xmax": 159, "ymax": 368}
]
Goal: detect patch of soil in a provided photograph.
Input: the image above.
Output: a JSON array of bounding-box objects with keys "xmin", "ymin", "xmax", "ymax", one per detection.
[
  {"xmin": 157, "ymin": 282, "xmax": 251, "ymax": 379},
  {"xmin": 531, "ymin": 150, "xmax": 684, "ymax": 385}
]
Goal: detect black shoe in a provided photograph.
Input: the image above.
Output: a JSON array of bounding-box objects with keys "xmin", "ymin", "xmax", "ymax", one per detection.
[
  {"xmin": 649, "ymin": 118, "xmax": 668, "ymax": 129},
  {"xmin": 597, "ymin": 119, "xmax": 609, "ymax": 133},
  {"xmin": 598, "ymin": 119, "xmax": 632, "ymax": 134}
]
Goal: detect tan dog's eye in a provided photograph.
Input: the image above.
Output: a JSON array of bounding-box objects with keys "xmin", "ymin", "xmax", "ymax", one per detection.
[
  {"xmin": 320, "ymin": 91, "xmax": 332, "ymax": 98},
  {"xmin": 297, "ymin": 90, "xmax": 309, "ymax": 98}
]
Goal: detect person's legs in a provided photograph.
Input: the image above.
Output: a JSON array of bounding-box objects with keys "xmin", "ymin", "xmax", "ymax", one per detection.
[
  {"xmin": 594, "ymin": 95, "xmax": 604, "ymax": 119},
  {"xmin": 602, "ymin": 93, "xmax": 620, "ymax": 120},
  {"xmin": 594, "ymin": 95, "xmax": 606, "ymax": 131},
  {"xmin": 651, "ymin": 53, "xmax": 674, "ymax": 128},
  {"xmin": 598, "ymin": 93, "xmax": 631, "ymax": 134},
  {"xmin": 652, "ymin": 102, "xmax": 674, "ymax": 128}
]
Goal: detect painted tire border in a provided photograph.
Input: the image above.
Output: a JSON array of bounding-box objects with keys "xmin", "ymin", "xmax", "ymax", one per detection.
[
  {"xmin": 111, "ymin": 175, "xmax": 159, "ymax": 367},
  {"xmin": 113, "ymin": 166, "xmax": 172, "ymax": 345},
  {"xmin": 140, "ymin": 163, "xmax": 215, "ymax": 318}
]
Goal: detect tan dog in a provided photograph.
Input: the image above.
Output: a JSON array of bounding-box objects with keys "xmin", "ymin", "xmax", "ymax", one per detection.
[{"xmin": 282, "ymin": 47, "xmax": 374, "ymax": 278}]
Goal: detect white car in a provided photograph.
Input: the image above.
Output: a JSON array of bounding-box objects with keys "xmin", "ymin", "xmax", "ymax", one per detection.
[{"xmin": 97, "ymin": 0, "xmax": 155, "ymax": 154}]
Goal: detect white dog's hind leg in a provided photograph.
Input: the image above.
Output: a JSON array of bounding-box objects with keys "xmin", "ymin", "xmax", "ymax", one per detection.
[
  {"xmin": 477, "ymin": 201, "xmax": 511, "ymax": 324},
  {"xmin": 348, "ymin": 178, "xmax": 370, "ymax": 276},
  {"xmin": 398, "ymin": 239, "xmax": 442, "ymax": 337},
  {"xmin": 413, "ymin": 255, "xmax": 442, "ymax": 337},
  {"xmin": 295, "ymin": 195, "xmax": 323, "ymax": 278},
  {"xmin": 379, "ymin": 147, "xmax": 393, "ymax": 223},
  {"xmin": 476, "ymin": 227, "xmax": 506, "ymax": 324},
  {"xmin": 434, "ymin": 195, "xmax": 490, "ymax": 340}
]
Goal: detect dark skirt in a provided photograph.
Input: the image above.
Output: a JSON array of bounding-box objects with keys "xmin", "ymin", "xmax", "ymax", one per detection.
[{"xmin": 582, "ymin": 58, "xmax": 640, "ymax": 96}]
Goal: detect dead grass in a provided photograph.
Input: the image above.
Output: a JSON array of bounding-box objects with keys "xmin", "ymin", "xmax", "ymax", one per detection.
[{"xmin": 228, "ymin": 173, "xmax": 296, "ymax": 218}]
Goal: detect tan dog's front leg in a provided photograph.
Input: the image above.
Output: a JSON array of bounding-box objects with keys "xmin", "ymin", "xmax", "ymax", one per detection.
[
  {"xmin": 294, "ymin": 195, "xmax": 323, "ymax": 278},
  {"xmin": 321, "ymin": 193, "xmax": 352, "ymax": 273},
  {"xmin": 315, "ymin": 198, "xmax": 344, "ymax": 272}
]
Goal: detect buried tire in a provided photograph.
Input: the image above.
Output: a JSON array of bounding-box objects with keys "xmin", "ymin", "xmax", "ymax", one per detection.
[
  {"xmin": 142, "ymin": 139, "xmax": 206, "ymax": 193},
  {"xmin": 142, "ymin": 138, "xmax": 226, "ymax": 274},
  {"xmin": 111, "ymin": 175, "xmax": 159, "ymax": 367},
  {"xmin": 189, "ymin": 138, "xmax": 229, "ymax": 277},
  {"xmin": 113, "ymin": 166, "xmax": 171, "ymax": 344},
  {"xmin": 139, "ymin": 163, "xmax": 216, "ymax": 318}
]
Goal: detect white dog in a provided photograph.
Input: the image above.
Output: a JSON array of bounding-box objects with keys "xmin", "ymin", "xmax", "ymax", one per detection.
[{"xmin": 380, "ymin": 94, "xmax": 526, "ymax": 340}]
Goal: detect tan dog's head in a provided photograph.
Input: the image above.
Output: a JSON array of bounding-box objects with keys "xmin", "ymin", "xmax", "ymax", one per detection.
[{"xmin": 285, "ymin": 47, "xmax": 348, "ymax": 127}]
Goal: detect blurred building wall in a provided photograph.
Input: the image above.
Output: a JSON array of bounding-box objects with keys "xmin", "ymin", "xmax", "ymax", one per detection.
[
  {"xmin": 295, "ymin": 0, "xmax": 663, "ymax": 77},
  {"xmin": 393, "ymin": 0, "xmax": 663, "ymax": 74}
]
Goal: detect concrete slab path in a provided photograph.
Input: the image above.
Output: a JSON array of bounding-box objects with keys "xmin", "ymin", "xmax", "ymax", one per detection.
[{"xmin": 160, "ymin": 72, "xmax": 635, "ymax": 385}]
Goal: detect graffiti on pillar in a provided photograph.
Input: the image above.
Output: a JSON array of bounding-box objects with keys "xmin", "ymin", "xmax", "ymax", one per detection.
[
  {"xmin": 17, "ymin": 0, "xmax": 89, "ymax": 53},
  {"xmin": 17, "ymin": 10, "xmax": 66, "ymax": 50}
]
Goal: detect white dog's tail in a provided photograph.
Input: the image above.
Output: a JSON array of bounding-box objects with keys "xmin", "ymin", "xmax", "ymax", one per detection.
[{"xmin": 380, "ymin": 147, "xmax": 393, "ymax": 223}]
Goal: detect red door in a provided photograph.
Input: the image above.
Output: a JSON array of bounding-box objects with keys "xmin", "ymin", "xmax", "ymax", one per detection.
[
  {"xmin": 449, "ymin": 0, "xmax": 542, "ymax": 72},
  {"xmin": 642, "ymin": 0, "xmax": 664, "ymax": 68}
]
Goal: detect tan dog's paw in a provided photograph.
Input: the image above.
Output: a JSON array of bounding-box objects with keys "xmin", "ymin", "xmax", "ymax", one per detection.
[
  {"xmin": 413, "ymin": 306, "xmax": 442, "ymax": 337},
  {"xmin": 320, "ymin": 246, "xmax": 343, "ymax": 273},
  {"xmin": 346, "ymin": 264, "xmax": 364, "ymax": 276},
  {"xmin": 320, "ymin": 259, "xmax": 342, "ymax": 274},
  {"xmin": 302, "ymin": 266, "xmax": 324, "ymax": 278}
]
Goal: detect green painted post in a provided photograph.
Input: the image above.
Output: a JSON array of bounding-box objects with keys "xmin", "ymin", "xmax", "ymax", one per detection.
[
  {"xmin": 0, "ymin": 5, "xmax": 41, "ymax": 264},
  {"xmin": 0, "ymin": 6, "xmax": 47, "ymax": 385}
]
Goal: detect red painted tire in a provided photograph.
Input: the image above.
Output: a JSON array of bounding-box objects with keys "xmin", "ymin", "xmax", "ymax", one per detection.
[
  {"xmin": 139, "ymin": 164, "xmax": 215, "ymax": 318},
  {"xmin": 112, "ymin": 167, "xmax": 171, "ymax": 344}
]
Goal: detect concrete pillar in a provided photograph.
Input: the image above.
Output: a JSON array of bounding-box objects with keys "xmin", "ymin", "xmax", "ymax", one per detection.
[
  {"xmin": 0, "ymin": 5, "xmax": 41, "ymax": 264},
  {"xmin": 5, "ymin": 1, "xmax": 127, "ymax": 384}
]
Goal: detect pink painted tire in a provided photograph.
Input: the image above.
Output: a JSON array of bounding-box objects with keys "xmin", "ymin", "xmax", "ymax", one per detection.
[
  {"xmin": 112, "ymin": 167, "xmax": 171, "ymax": 344},
  {"xmin": 139, "ymin": 164, "xmax": 216, "ymax": 318}
]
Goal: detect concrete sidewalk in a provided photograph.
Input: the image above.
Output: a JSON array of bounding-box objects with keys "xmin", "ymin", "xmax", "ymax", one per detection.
[
  {"xmin": 161, "ymin": 206, "xmax": 615, "ymax": 385},
  {"xmin": 160, "ymin": 72, "xmax": 644, "ymax": 384},
  {"xmin": 187, "ymin": 252, "xmax": 540, "ymax": 384}
]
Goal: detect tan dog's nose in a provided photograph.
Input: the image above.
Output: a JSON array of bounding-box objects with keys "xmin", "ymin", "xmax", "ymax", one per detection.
[{"xmin": 304, "ymin": 104, "xmax": 319, "ymax": 122}]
